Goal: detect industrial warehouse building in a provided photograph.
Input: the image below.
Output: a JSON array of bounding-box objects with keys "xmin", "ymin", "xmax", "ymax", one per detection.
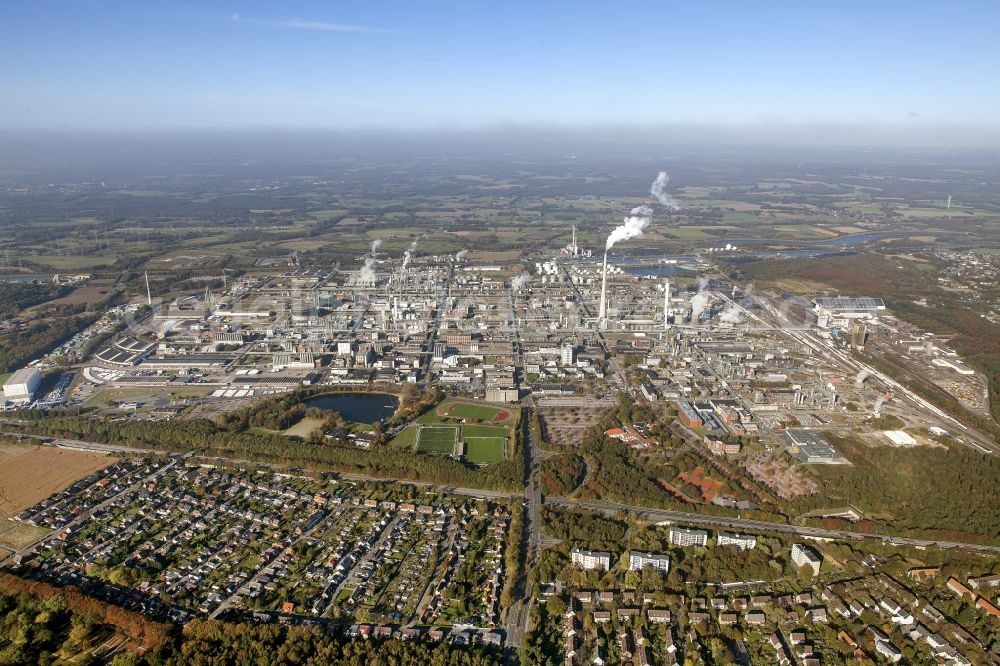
[{"xmin": 3, "ymin": 367, "xmax": 41, "ymax": 404}]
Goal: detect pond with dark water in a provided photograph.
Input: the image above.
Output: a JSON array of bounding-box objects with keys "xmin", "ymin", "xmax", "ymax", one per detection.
[{"xmin": 304, "ymin": 392, "xmax": 399, "ymax": 423}]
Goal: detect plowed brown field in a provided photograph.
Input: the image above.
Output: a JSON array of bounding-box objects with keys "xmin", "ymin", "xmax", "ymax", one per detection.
[{"xmin": 0, "ymin": 446, "xmax": 117, "ymax": 514}]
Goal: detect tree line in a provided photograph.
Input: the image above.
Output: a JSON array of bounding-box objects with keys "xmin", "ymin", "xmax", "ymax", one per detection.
[
  {"xmin": 14, "ymin": 412, "xmax": 524, "ymax": 492},
  {"xmin": 0, "ymin": 572, "xmax": 502, "ymax": 666}
]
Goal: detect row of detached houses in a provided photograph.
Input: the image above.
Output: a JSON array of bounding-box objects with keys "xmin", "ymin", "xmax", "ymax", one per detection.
[{"xmin": 946, "ymin": 575, "xmax": 1000, "ymax": 621}]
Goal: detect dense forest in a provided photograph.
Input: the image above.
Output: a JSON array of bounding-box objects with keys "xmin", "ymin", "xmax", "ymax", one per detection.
[
  {"xmin": 539, "ymin": 452, "xmax": 586, "ymax": 497},
  {"xmin": 791, "ymin": 435, "xmax": 1000, "ymax": 543},
  {"xmin": 0, "ymin": 283, "xmax": 72, "ymax": 318},
  {"xmin": 0, "ymin": 573, "xmax": 171, "ymax": 664},
  {"xmin": 540, "ymin": 506, "xmax": 626, "ymax": 550},
  {"xmin": 0, "ymin": 313, "xmax": 97, "ymax": 372},
  {"xmin": 0, "ymin": 573, "xmax": 501, "ymax": 666}
]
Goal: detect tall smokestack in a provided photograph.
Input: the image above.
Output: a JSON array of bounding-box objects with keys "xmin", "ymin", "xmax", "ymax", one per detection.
[
  {"xmin": 145, "ymin": 271, "xmax": 152, "ymax": 306},
  {"xmin": 664, "ymin": 278, "xmax": 671, "ymax": 331},
  {"xmin": 572, "ymin": 225, "xmax": 577, "ymax": 257},
  {"xmin": 598, "ymin": 251, "xmax": 608, "ymax": 326}
]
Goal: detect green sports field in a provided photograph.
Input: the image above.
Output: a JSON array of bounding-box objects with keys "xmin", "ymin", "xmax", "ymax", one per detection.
[
  {"xmin": 462, "ymin": 424, "xmax": 508, "ymax": 438},
  {"xmin": 463, "ymin": 437, "xmax": 507, "ymax": 464},
  {"xmin": 415, "ymin": 425, "xmax": 459, "ymax": 455}
]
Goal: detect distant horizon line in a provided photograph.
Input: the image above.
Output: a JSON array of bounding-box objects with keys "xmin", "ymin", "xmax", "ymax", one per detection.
[{"xmin": 1, "ymin": 122, "xmax": 1000, "ymax": 149}]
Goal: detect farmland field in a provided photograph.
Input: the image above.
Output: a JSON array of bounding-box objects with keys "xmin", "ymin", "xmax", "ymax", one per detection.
[
  {"xmin": 0, "ymin": 443, "xmax": 117, "ymax": 551},
  {"xmin": 0, "ymin": 445, "xmax": 118, "ymax": 515},
  {"xmin": 0, "ymin": 520, "xmax": 50, "ymax": 551}
]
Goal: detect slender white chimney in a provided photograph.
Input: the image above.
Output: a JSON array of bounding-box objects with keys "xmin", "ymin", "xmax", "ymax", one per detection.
[
  {"xmin": 598, "ymin": 251, "xmax": 608, "ymax": 326},
  {"xmin": 663, "ymin": 278, "xmax": 671, "ymax": 331},
  {"xmin": 572, "ymin": 225, "xmax": 578, "ymax": 257},
  {"xmin": 145, "ymin": 271, "xmax": 152, "ymax": 306}
]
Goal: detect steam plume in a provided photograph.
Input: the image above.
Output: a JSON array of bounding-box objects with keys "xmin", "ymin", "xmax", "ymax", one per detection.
[
  {"xmin": 511, "ymin": 273, "xmax": 530, "ymax": 290},
  {"xmin": 455, "ymin": 249, "xmax": 469, "ymax": 261},
  {"xmin": 349, "ymin": 257, "xmax": 377, "ymax": 285},
  {"xmin": 690, "ymin": 292, "xmax": 710, "ymax": 322},
  {"xmin": 719, "ymin": 304, "xmax": 745, "ymax": 324},
  {"xmin": 650, "ymin": 171, "xmax": 681, "ymax": 210},
  {"xmin": 606, "ymin": 205, "xmax": 653, "ymax": 251},
  {"xmin": 401, "ymin": 237, "xmax": 420, "ymax": 271},
  {"xmin": 370, "ymin": 238, "xmax": 383, "ymax": 254}
]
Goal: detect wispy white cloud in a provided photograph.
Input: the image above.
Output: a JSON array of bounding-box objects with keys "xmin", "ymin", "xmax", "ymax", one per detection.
[{"xmin": 229, "ymin": 13, "xmax": 405, "ymax": 34}]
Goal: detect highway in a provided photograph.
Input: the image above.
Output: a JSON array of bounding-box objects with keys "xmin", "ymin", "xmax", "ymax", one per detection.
[
  {"xmin": 501, "ymin": 285, "xmax": 540, "ymax": 658},
  {"xmin": 547, "ymin": 497, "xmax": 1000, "ymax": 555}
]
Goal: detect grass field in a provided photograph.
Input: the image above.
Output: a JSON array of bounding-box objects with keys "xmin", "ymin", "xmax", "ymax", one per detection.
[
  {"xmin": 0, "ymin": 520, "xmax": 50, "ymax": 550},
  {"xmin": 41, "ymin": 285, "xmax": 113, "ymax": 307},
  {"xmin": 0, "ymin": 441, "xmax": 31, "ymax": 463},
  {"xmin": 462, "ymin": 424, "xmax": 509, "ymax": 438},
  {"xmin": 283, "ymin": 416, "xmax": 326, "ymax": 439},
  {"xmin": 416, "ymin": 426, "xmax": 459, "ymax": 455},
  {"xmin": 84, "ymin": 386, "xmax": 214, "ymax": 408},
  {"xmin": 390, "ymin": 426, "xmax": 417, "ymax": 448},
  {"xmin": 463, "ymin": 438, "xmax": 507, "ymax": 464}
]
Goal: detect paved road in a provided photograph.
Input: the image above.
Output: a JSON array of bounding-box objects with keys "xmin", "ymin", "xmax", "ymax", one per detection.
[
  {"xmin": 324, "ymin": 514, "xmax": 402, "ymax": 616},
  {"xmin": 547, "ymin": 497, "xmax": 1000, "ymax": 555},
  {"xmin": 209, "ymin": 513, "xmax": 331, "ymax": 620}
]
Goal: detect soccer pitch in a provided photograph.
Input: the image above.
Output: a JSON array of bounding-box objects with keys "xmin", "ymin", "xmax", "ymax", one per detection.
[
  {"xmin": 463, "ymin": 437, "xmax": 507, "ymax": 464},
  {"xmin": 415, "ymin": 425, "xmax": 460, "ymax": 455}
]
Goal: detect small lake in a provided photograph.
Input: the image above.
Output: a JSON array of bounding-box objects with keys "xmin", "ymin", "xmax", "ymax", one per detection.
[
  {"xmin": 624, "ymin": 265, "xmax": 692, "ymax": 278},
  {"xmin": 713, "ymin": 231, "xmax": 896, "ymax": 249},
  {"xmin": 304, "ymin": 392, "xmax": 399, "ymax": 423}
]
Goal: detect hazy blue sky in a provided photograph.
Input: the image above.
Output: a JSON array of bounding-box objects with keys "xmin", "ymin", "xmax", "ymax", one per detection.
[{"xmin": 2, "ymin": 1, "xmax": 999, "ymax": 131}]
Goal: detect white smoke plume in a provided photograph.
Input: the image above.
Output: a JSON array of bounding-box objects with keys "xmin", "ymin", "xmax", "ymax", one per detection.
[
  {"xmin": 511, "ymin": 273, "xmax": 531, "ymax": 290},
  {"xmin": 873, "ymin": 396, "xmax": 885, "ymax": 414},
  {"xmin": 697, "ymin": 276, "xmax": 711, "ymax": 291},
  {"xmin": 370, "ymin": 239, "xmax": 383, "ymax": 254},
  {"xmin": 401, "ymin": 237, "xmax": 420, "ymax": 271},
  {"xmin": 606, "ymin": 205, "xmax": 653, "ymax": 251},
  {"xmin": 855, "ymin": 369, "xmax": 869, "ymax": 385},
  {"xmin": 737, "ymin": 282, "xmax": 760, "ymax": 309},
  {"xmin": 349, "ymin": 257, "xmax": 377, "ymax": 285},
  {"xmin": 455, "ymin": 249, "xmax": 469, "ymax": 261},
  {"xmin": 650, "ymin": 171, "xmax": 681, "ymax": 210},
  {"xmin": 690, "ymin": 292, "xmax": 710, "ymax": 322},
  {"xmin": 719, "ymin": 304, "xmax": 745, "ymax": 324}
]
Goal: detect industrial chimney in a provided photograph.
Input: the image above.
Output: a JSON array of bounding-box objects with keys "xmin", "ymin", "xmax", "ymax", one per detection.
[
  {"xmin": 598, "ymin": 251, "xmax": 608, "ymax": 327},
  {"xmin": 663, "ymin": 278, "xmax": 671, "ymax": 331}
]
